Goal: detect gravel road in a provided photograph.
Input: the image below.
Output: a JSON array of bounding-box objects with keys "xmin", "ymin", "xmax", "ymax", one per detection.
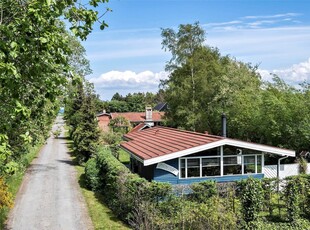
[{"xmin": 6, "ymin": 117, "xmax": 93, "ymax": 230}]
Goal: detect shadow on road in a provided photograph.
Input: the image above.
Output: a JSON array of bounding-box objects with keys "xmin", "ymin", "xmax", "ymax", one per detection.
[
  {"xmin": 56, "ymin": 159, "xmax": 78, "ymax": 166},
  {"xmin": 55, "ymin": 136, "xmax": 70, "ymax": 140},
  {"xmin": 28, "ymin": 164, "xmax": 57, "ymax": 173}
]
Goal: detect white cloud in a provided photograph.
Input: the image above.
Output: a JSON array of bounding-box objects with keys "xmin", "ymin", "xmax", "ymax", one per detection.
[
  {"xmin": 242, "ymin": 13, "xmax": 301, "ymax": 20},
  {"xmin": 203, "ymin": 13, "xmax": 301, "ymax": 31},
  {"xmin": 90, "ymin": 70, "xmax": 169, "ymax": 100},
  {"xmin": 259, "ymin": 58, "xmax": 310, "ymax": 85},
  {"xmin": 90, "ymin": 70, "xmax": 168, "ymax": 89}
]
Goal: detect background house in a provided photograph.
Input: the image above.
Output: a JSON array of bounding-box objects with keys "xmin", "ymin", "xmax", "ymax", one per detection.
[
  {"xmin": 121, "ymin": 126, "xmax": 295, "ymax": 184},
  {"xmin": 97, "ymin": 106, "xmax": 164, "ymax": 132},
  {"xmin": 153, "ymin": 102, "xmax": 168, "ymax": 112}
]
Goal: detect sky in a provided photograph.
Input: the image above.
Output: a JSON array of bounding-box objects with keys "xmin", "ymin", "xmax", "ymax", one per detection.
[{"xmin": 81, "ymin": 0, "xmax": 310, "ymax": 100}]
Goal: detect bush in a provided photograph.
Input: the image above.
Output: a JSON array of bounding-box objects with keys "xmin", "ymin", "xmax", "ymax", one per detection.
[
  {"xmin": 84, "ymin": 158, "xmax": 100, "ymax": 191},
  {"xmin": 298, "ymin": 157, "xmax": 308, "ymax": 174},
  {"xmin": 85, "ymin": 147, "xmax": 172, "ymax": 224},
  {"xmin": 189, "ymin": 180, "xmax": 217, "ymax": 202},
  {"xmin": 0, "ymin": 177, "xmax": 13, "ymax": 209},
  {"xmin": 238, "ymin": 177, "xmax": 264, "ymax": 223},
  {"xmin": 284, "ymin": 176, "xmax": 305, "ymax": 222}
]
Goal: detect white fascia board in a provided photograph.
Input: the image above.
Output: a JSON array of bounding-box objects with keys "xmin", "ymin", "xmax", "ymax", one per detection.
[
  {"xmin": 143, "ymin": 140, "xmax": 227, "ymax": 166},
  {"xmin": 224, "ymin": 139, "xmax": 295, "ymax": 157},
  {"xmin": 143, "ymin": 139, "xmax": 295, "ymax": 166}
]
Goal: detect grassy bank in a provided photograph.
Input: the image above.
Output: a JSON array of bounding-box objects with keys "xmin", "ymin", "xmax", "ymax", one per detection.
[
  {"xmin": 75, "ymin": 164, "xmax": 130, "ymax": 230},
  {"xmin": 64, "ymin": 130, "xmax": 129, "ymax": 229},
  {"xmin": 0, "ymin": 142, "xmax": 44, "ymax": 229}
]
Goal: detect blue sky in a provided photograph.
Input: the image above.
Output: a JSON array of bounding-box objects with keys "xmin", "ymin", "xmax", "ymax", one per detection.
[{"xmin": 82, "ymin": 0, "xmax": 310, "ymax": 100}]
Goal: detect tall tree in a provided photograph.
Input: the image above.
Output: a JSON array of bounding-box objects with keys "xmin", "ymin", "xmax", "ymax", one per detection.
[
  {"xmin": 162, "ymin": 22, "xmax": 205, "ymax": 130},
  {"xmin": 161, "ymin": 23, "xmax": 261, "ymax": 135}
]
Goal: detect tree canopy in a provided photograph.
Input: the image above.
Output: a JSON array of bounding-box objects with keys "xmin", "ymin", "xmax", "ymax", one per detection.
[
  {"xmin": 161, "ymin": 23, "xmax": 309, "ymax": 153},
  {"xmin": 0, "ymin": 1, "xmax": 110, "ymax": 211}
]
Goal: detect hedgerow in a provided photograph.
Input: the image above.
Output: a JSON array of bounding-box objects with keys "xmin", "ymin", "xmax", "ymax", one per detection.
[
  {"xmin": 85, "ymin": 148, "xmax": 310, "ymax": 229},
  {"xmin": 85, "ymin": 147, "xmax": 172, "ymax": 224}
]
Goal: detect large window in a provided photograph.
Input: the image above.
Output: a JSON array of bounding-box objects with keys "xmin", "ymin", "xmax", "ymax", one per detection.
[
  {"xmin": 243, "ymin": 155, "xmax": 256, "ymax": 174},
  {"xmin": 202, "ymin": 158, "xmax": 220, "ymax": 177},
  {"xmin": 187, "ymin": 158, "xmax": 200, "ymax": 177},
  {"xmin": 179, "ymin": 146, "xmax": 263, "ymax": 178},
  {"xmin": 223, "ymin": 156, "xmax": 242, "ymax": 175},
  {"xmin": 180, "ymin": 157, "xmax": 220, "ymax": 178}
]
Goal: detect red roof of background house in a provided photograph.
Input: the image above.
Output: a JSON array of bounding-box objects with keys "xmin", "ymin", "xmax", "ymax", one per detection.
[
  {"xmin": 121, "ymin": 126, "xmax": 223, "ymax": 160},
  {"xmin": 128, "ymin": 123, "xmax": 149, "ymax": 133},
  {"xmin": 110, "ymin": 112, "xmax": 164, "ymax": 122}
]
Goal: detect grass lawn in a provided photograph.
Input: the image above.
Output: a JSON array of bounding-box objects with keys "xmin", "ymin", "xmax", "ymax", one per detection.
[
  {"xmin": 75, "ymin": 164, "xmax": 130, "ymax": 230},
  {"xmin": 118, "ymin": 149, "xmax": 130, "ymax": 164}
]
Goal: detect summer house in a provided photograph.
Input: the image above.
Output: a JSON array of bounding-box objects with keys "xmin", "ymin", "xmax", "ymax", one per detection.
[{"xmin": 120, "ymin": 126, "xmax": 295, "ymax": 184}]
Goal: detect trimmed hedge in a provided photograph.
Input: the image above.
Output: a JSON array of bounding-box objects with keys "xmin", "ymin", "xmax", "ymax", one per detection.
[
  {"xmin": 85, "ymin": 148, "xmax": 310, "ymax": 229},
  {"xmin": 85, "ymin": 147, "xmax": 172, "ymax": 223}
]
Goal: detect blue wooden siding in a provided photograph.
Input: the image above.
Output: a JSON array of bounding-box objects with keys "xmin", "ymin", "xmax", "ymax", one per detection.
[
  {"xmin": 153, "ymin": 159, "xmax": 264, "ymax": 184},
  {"xmin": 153, "ymin": 159, "xmax": 179, "ymax": 184}
]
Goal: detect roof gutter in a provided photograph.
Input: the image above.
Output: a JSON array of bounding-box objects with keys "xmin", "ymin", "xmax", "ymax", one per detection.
[
  {"xmin": 277, "ymin": 155, "xmax": 288, "ymax": 179},
  {"xmin": 277, "ymin": 155, "xmax": 289, "ymax": 192}
]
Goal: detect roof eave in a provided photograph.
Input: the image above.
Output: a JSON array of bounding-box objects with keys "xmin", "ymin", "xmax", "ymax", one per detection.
[
  {"xmin": 142, "ymin": 139, "xmax": 295, "ymax": 166},
  {"xmin": 120, "ymin": 146, "xmax": 145, "ymax": 164}
]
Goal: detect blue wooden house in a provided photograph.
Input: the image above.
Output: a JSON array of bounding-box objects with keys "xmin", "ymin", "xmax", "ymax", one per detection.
[{"xmin": 121, "ymin": 126, "xmax": 295, "ymax": 184}]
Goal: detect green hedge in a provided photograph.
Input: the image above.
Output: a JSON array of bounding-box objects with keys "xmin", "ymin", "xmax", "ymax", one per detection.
[
  {"xmin": 85, "ymin": 147, "xmax": 172, "ymax": 223},
  {"xmin": 85, "ymin": 149, "xmax": 310, "ymax": 229}
]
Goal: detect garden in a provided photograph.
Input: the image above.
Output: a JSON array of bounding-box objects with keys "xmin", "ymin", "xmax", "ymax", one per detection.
[{"xmin": 83, "ymin": 146, "xmax": 310, "ymax": 230}]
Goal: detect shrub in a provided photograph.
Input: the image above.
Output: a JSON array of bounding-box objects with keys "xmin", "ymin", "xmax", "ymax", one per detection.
[
  {"xmin": 284, "ymin": 176, "xmax": 305, "ymax": 222},
  {"xmin": 262, "ymin": 178, "xmax": 277, "ymax": 216},
  {"xmin": 298, "ymin": 157, "xmax": 308, "ymax": 174},
  {"xmin": 189, "ymin": 180, "xmax": 217, "ymax": 202},
  {"xmin": 0, "ymin": 177, "xmax": 13, "ymax": 209},
  {"xmin": 85, "ymin": 147, "xmax": 172, "ymax": 224},
  {"xmin": 238, "ymin": 177, "xmax": 264, "ymax": 223},
  {"xmin": 84, "ymin": 158, "xmax": 100, "ymax": 191}
]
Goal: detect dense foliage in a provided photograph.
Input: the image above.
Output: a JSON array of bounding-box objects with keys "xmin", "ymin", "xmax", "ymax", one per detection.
[
  {"xmin": 84, "ymin": 150, "xmax": 310, "ymax": 229},
  {"xmin": 0, "ymin": 0, "xmax": 109, "ymax": 211},
  {"xmin": 103, "ymin": 91, "xmax": 165, "ymax": 112},
  {"xmin": 161, "ymin": 23, "xmax": 310, "ymax": 154},
  {"xmin": 238, "ymin": 177, "xmax": 264, "ymax": 222},
  {"xmin": 64, "ymin": 80, "xmax": 100, "ymax": 162}
]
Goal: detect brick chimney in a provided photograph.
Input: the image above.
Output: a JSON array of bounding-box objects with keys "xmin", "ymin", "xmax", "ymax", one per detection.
[{"xmin": 145, "ymin": 106, "xmax": 154, "ymax": 126}]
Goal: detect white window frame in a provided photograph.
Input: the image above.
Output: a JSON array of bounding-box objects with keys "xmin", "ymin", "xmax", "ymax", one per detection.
[{"xmin": 179, "ymin": 153, "xmax": 263, "ymax": 179}]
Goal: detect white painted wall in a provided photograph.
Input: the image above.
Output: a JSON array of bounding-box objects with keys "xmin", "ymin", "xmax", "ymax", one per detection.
[{"xmin": 264, "ymin": 163, "xmax": 310, "ymax": 179}]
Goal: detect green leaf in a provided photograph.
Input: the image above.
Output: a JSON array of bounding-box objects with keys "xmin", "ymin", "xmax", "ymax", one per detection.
[
  {"xmin": 10, "ymin": 42, "xmax": 17, "ymax": 49},
  {"xmin": 39, "ymin": 37, "xmax": 48, "ymax": 43}
]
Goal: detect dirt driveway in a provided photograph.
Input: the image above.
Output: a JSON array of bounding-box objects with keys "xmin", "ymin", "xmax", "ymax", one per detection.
[{"xmin": 6, "ymin": 117, "xmax": 93, "ymax": 230}]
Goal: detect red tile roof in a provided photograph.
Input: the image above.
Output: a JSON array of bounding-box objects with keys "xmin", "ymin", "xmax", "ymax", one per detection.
[
  {"xmin": 129, "ymin": 123, "xmax": 149, "ymax": 133},
  {"xmin": 121, "ymin": 126, "xmax": 223, "ymax": 161},
  {"xmin": 111, "ymin": 112, "xmax": 164, "ymax": 122}
]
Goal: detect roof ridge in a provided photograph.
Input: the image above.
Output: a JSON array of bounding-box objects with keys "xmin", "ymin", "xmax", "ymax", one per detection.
[{"xmin": 153, "ymin": 126, "xmax": 224, "ymax": 139}]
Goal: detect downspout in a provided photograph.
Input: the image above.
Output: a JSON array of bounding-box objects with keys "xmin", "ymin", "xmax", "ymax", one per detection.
[{"xmin": 277, "ymin": 155, "xmax": 288, "ymax": 191}]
